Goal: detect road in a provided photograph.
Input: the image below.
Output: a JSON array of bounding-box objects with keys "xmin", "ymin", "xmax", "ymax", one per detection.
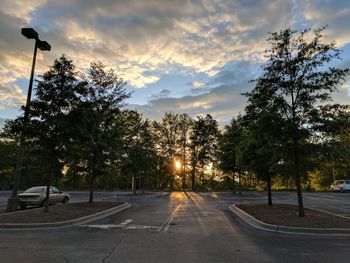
[{"xmin": 1, "ymin": 191, "xmax": 350, "ymax": 262}]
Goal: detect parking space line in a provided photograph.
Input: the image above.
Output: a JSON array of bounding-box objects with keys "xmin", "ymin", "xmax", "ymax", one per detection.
[{"xmin": 158, "ymin": 202, "xmax": 182, "ymax": 232}]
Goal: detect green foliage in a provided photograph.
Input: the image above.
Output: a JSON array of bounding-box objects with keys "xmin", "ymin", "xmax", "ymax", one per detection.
[
  {"xmin": 250, "ymin": 26, "xmax": 349, "ymax": 215},
  {"xmin": 190, "ymin": 114, "xmax": 219, "ymax": 190}
]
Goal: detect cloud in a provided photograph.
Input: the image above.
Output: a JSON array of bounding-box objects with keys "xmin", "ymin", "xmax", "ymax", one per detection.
[
  {"xmin": 0, "ymin": 0, "xmax": 299, "ymax": 92},
  {"xmin": 148, "ymin": 89, "xmax": 171, "ymax": 100},
  {"xmin": 0, "ymin": 84, "xmax": 26, "ymax": 109},
  {"xmin": 1, "ymin": 0, "xmax": 350, "ymax": 121},
  {"xmin": 302, "ymin": 0, "xmax": 350, "ymax": 46},
  {"xmin": 132, "ymin": 61, "xmax": 256, "ymax": 125},
  {"xmin": 191, "ymin": 81, "xmax": 207, "ymax": 87}
]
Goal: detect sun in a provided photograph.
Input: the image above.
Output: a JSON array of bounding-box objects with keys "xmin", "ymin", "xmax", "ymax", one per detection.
[{"xmin": 175, "ymin": 160, "xmax": 181, "ymax": 170}]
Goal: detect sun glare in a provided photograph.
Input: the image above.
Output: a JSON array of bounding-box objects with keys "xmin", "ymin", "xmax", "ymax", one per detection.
[{"xmin": 175, "ymin": 160, "xmax": 181, "ymax": 170}]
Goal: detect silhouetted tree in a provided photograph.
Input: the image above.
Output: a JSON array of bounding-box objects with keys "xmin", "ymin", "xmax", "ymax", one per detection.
[{"xmin": 253, "ymin": 27, "xmax": 349, "ymax": 216}]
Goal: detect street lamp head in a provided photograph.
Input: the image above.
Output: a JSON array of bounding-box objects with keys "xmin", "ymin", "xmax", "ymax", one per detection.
[
  {"xmin": 21, "ymin": 28, "xmax": 38, "ymax": 39},
  {"xmin": 38, "ymin": 40, "xmax": 51, "ymax": 51}
]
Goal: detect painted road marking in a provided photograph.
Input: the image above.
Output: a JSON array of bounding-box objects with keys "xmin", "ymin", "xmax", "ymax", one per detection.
[
  {"xmin": 125, "ymin": 225, "xmax": 160, "ymax": 230},
  {"xmin": 81, "ymin": 219, "xmax": 133, "ymax": 229},
  {"xmin": 159, "ymin": 202, "xmax": 183, "ymax": 232},
  {"xmin": 120, "ymin": 219, "xmax": 133, "ymax": 226},
  {"xmin": 81, "ymin": 219, "xmax": 160, "ymax": 230}
]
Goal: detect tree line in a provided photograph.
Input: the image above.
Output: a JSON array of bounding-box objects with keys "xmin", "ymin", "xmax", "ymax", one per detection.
[{"xmin": 0, "ymin": 27, "xmax": 349, "ymax": 216}]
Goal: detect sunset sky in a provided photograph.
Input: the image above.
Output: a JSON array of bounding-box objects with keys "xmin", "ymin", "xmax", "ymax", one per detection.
[{"xmin": 0, "ymin": 0, "xmax": 349, "ymax": 125}]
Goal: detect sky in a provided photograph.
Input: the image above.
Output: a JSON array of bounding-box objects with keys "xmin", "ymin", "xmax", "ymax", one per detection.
[{"xmin": 0, "ymin": 0, "xmax": 349, "ymax": 126}]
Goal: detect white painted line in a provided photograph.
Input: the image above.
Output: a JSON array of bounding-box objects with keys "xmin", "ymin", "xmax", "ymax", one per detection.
[
  {"xmin": 81, "ymin": 224, "xmax": 124, "ymax": 229},
  {"xmin": 159, "ymin": 202, "xmax": 182, "ymax": 232},
  {"xmin": 125, "ymin": 225, "xmax": 160, "ymax": 230},
  {"xmin": 81, "ymin": 219, "xmax": 133, "ymax": 229},
  {"xmin": 120, "ymin": 219, "xmax": 133, "ymax": 226}
]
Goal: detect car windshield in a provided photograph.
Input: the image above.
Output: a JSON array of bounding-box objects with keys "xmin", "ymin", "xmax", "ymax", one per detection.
[{"xmin": 24, "ymin": 187, "xmax": 45, "ymax": 193}]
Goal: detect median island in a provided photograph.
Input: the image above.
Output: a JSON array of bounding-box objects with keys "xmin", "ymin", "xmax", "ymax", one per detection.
[
  {"xmin": 237, "ymin": 203, "xmax": 350, "ymax": 229},
  {"xmin": 0, "ymin": 202, "xmax": 123, "ymax": 224}
]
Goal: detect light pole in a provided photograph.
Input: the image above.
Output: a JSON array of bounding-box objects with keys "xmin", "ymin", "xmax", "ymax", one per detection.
[{"xmin": 7, "ymin": 28, "xmax": 51, "ymax": 211}]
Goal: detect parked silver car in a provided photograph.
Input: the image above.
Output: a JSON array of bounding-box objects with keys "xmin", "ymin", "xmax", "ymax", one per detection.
[
  {"xmin": 18, "ymin": 186, "xmax": 70, "ymax": 209},
  {"xmin": 330, "ymin": 180, "xmax": 350, "ymax": 192}
]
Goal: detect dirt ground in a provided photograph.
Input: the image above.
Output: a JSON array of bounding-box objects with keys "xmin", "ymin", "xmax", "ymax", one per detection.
[
  {"xmin": 0, "ymin": 202, "xmax": 123, "ymax": 224},
  {"xmin": 237, "ymin": 203, "xmax": 350, "ymax": 228}
]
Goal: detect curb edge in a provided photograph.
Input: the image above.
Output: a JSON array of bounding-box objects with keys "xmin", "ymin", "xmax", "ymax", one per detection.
[
  {"xmin": 229, "ymin": 204, "xmax": 350, "ymax": 236},
  {"xmin": 0, "ymin": 202, "xmax": 131, "ymax": 230}
]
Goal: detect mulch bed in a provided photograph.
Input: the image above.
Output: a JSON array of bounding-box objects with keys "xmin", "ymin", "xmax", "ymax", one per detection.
[
  {"xmin": 0, "ymin": 202, "xmax": 123, "ymax": 224},
  {"xmin": 237, "ymin": 203, "xmax": 350, "ymax": 228}
]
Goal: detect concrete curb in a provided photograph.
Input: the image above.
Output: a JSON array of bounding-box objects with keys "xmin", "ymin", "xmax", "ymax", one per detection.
[
  {"xmin": 229, "ymin": 204, "xmax": 350, "ymax": 236},
  {"xmin": 0, "ymin": 202, "xmax": 131, "ymax": 229}
]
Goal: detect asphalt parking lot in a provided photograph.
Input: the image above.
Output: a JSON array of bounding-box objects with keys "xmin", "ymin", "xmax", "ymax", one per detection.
[{"xmin": 1, "ymin": 191, "xmax": 350, "ymax": 263}]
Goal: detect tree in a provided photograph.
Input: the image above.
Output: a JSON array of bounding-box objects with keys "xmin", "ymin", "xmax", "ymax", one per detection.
[
  {"xmin": 254, "ymin": 27, "xmax": 349, "ymax": 216},
  {"xmin": 238, "ymin": 111, "xmax": 284, "ymax": 205},
  {"xmin": 77, "ymin": 61, "xmax": 130, "ymax": 203},
  {"xmin": 191, "ymin": 114, "xmax": 219, "ymax": 190},
  {"xmin": 28, "ymin": 55, "xmax": 85, "ymax": 211},
  {"xmin": 311, "ymin": 104, "xmax": 350, "ymax": 183},
  {"xmin": 120, "ymin": 110, "xmax": 158, "ymax": 194},
  {"xmin": 0, "ymin": 139, "xmax": 16, "ymax": 190},
  {"xmin": 177, "ymin": 113, "xmax": 193, "ymax": 189},
  {"xmin": 218, "ymin": 117, "xmax": 244, "ymax": 195},
  {"xmin": 153, "ymin": 113, "xmax": 180, "ymax": 191}
]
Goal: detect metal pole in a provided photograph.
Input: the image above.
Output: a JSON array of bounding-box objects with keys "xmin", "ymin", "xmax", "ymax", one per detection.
[{"xmin": 7, "ymin": 40, "xmax": 38, "ymax": 211}]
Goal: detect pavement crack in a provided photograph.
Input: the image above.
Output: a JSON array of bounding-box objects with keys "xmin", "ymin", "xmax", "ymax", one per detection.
[{"xmin": 102, "ymin": 240, "xmax": 121, "ymax": 263}]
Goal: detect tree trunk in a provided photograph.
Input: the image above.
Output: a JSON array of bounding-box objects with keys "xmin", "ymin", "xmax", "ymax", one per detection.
[
  {"xmin": 191, "ymin": 145, "xmax": 196, "ymax": 191},
  {"xmin": 232, "ymin": 174, "xmax": 235, "ymax": 195},
  {"xmin": 89, "ymin": 171, "xmax": 95, "ymax": 204},
  {"xmin": 293, "ymin": 136, "xmax": 305, "ymax": 217},
  {"xmin": 267, "ymin": 173, "xmax": 272, "ymax": 206},
  {"xmin": 73, "ymin": 170, "xmax": 77, "ymax": 189},
  {"xmin": 170, "ymin": 173, "xmax": 174, "ymax": 192},
  {"xmin": 191, "ymin": 169, "xmax": 196, "ymax": 191},
  {"xmin": 132, "ymin": 175, "xmax": 136, "ymax": 195},
  {"xmin": 157, "ymin": 172, "xmax": 160, "ymax": 190},
  {"xmin": 138, "ymin": 175, "xmax": 141, "ymax": 192},
  {"xmin": 238, "ymin": 173, "xmax": 242, "ymax": 195},
  {"xmin": 182, "ymin": 145, "xmax": 186, "ymax": 189},
  {"xmin": 44, "ymin": 174, "xmax": 51, "ymax": 212},
  {"xmin": 142, "ymin": 173, "xmax": 145, "ymax": 194},
  {"xmin": 201, "ymin": 164, "xmax": 204, "ymax": 190}
]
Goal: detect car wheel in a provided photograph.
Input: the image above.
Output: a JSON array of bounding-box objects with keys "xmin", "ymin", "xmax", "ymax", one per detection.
[
  {"xmin": 20, "ymin": 204, "xmax": 26, "ymax": 209},
  {"xmin": 62, "ymin": 197, "xmax": 69, "ymax": 204}
]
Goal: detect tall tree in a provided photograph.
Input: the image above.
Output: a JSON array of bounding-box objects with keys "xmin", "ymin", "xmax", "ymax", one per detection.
[
  {"xmin": 178, "ymin": 113, "xmax": 193, "ymax": 189},
  {"xmin": 120, "ymin": 110, "xmax": 157, "ymax": 194},
  {"xmin": 77, "ymin": 61, "xmax": 130, "ymax": 203},
  {"xmin": 29, "ymin": 55, "xmax": 85, "ymax": 211},
  {"xmin": 311, "ymin": 104, "xmax": 350, "ymax": 181},
  {"xmin": 238, "ymin": 111, "xmax": 284, "ymax": 206},
  {"xmin": 218, "ymin": 117, "xmax": 244, "ymax": 195},
  {"xmin": 153, "ymin": 113, "xmax": 180, "ymax": 191},
  {"xmin": 253, "ymin": 27, "xmax": 349, "ymax": 216},
  {"xmin": 191, "ymin": 114, "xmax": 219, "ymax": 190}
]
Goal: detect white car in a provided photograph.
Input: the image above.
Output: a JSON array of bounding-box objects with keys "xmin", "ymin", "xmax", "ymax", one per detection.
[
  {"xmin": 18, "ymin": 186, "xmax": 70, "ymax": 209},
  {"xmin": 330, "ymin": 180, "xmax": 350, "ymax": 192}
]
